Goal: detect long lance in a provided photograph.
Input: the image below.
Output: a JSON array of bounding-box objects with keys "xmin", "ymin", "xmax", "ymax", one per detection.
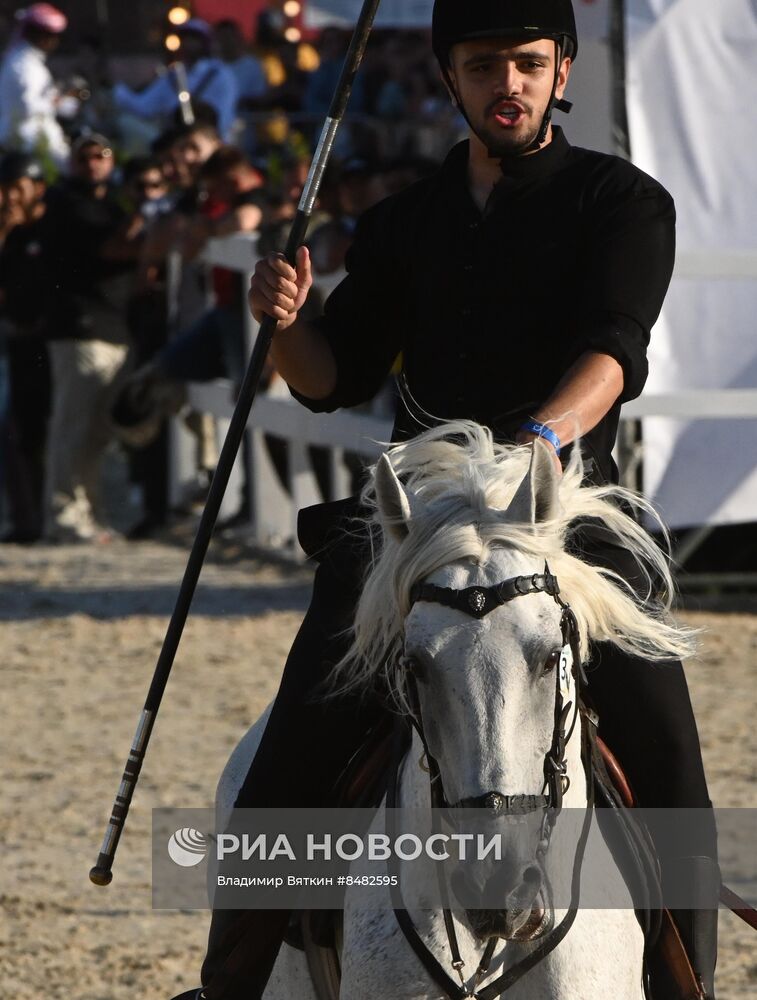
[{"xmin": 90, "ymin": 0, "xmax": 383, "ymax": 887}]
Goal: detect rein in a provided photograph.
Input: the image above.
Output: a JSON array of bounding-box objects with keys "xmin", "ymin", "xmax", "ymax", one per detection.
[{"xmin": 386, "ymin": 569, "xmax": 594, "ymax": 998}]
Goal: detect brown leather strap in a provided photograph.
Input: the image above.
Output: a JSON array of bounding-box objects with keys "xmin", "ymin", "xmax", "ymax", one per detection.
[
  {"xmin": 657, "ymin": 909, "xmax": 707, "ymax": 1000},
  {"xmin": 720, "ymin": 883, "xmax": 757, "ymax": 932},
  {"xmin": 596, "ymin": 735, "xmax": 636, "ymax": 808}
]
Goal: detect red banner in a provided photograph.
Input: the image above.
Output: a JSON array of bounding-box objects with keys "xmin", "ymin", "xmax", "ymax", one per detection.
[{"xmin": 194, "ymin": 0, "xmax": 270, "ymax": 39}]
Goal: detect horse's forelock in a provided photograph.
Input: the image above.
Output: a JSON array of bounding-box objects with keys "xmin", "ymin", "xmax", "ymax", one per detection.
[{"xmin": 326, "ymin": 421, "xmax": 696, "ymax": 702}]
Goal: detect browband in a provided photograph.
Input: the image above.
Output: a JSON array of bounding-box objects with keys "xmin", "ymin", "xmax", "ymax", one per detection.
[{"xmin": 409, "ymin": 572, "xmax": 561, "ymax": 620}]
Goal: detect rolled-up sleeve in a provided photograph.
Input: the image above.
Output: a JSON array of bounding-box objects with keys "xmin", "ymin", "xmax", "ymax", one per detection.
[
  {"xmin": 289, "ymin": 202, "xmax": 406, "ymax": 413},
  {"xmin": 576, "ymin": 178, "xmax": 676, "ymax": 402}
]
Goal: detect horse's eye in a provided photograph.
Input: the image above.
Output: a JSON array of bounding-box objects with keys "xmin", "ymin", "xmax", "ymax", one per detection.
[
  {"xmin": 401, "ymin": 653, "xmax": 426, "ymax": 681},
  {"xmin": 544, "ymin": 651, "xmax": 561, "ymax": 675}
]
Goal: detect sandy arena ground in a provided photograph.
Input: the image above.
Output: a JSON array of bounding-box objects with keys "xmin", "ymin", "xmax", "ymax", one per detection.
[{"xmin": 1, "ymin": 535, "xmax": 756, "ymax": 999}]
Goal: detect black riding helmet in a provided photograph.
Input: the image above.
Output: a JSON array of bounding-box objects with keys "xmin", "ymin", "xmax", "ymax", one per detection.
[
  {"xmin": 432, "ymin": 0, "xmax": 578, "ymax": 153},
  {"xmin": 433, "ymin": 0, "xmax": 578, "ymax": 67}
]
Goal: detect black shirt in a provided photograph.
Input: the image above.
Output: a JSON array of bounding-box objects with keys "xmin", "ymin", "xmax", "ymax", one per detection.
[
  {"xmin": 293, "ymin": 128, "xmax": 675, "ymax": 485},
  {"xmin": 0, "ymin": 215, "xmax": 51, "ymax": 329},
  {"xmin": 42, "ymin": 179, "xmax": 133, "ymax": 342}
]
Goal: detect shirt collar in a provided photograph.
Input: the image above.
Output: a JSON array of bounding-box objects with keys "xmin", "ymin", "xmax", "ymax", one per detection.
[
  {"xmin": 499, "ymin": 125, "xmax": 571, "ymax": 180},
  {"xmin": 441, "ymin": 125, "xmax": 572, "ymax": 190}
]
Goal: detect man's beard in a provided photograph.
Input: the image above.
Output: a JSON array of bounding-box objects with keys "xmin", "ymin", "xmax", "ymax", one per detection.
[{"xmin": 472, "ymin": 117, "xmax": 543, "ymax": 159}]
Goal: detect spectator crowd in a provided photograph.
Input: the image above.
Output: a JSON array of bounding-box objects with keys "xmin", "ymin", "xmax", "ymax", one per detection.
[{"xmin": 0, "ymin": 5, "xmax": 463, "ymax": 544}]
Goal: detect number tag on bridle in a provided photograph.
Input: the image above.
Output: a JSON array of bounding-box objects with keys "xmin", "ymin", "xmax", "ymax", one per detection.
[{"xmin": 559, "ymin": 644, "xmax": 573, "ymax": 700}]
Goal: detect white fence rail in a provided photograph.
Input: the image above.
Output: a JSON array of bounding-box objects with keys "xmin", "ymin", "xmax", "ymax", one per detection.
[
  {"xmin": 623, "ymin": 390, "xmax": 757, "ymax": 420},
  {"xmin": 169, "ymin": 237, "xmax": 757, "ymax": 559}
]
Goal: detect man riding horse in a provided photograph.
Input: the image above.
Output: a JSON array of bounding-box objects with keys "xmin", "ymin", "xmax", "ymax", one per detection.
[{"xmin": 173, "ymin": 2, "xmax": 719, "ymax": 997}]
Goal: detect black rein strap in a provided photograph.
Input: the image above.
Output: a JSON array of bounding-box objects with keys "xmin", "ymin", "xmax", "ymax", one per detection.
[{"xmin": 387, "ymin": 724, "xmax": 469, "ymax": 1000}]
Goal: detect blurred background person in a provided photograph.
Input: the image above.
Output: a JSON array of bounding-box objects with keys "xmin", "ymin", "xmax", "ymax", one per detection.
[
  {"xmin": 0, "ymin": 3, "xmax": 69, "ymax": 170},
  {"xmin": 0, "ymin": 152, "xmax": 51, "ymax": 543},
  {"xmin": 214, "ymin": 19, "xmax": 267, "ymax": 111},
  {"xmin": 113, "ymin": 146, "xmax": 266, "ymax": 536},
  {"xmin": 0, "ymin": 148, "xmax": 47, "ymax": 222},
  {"xmin": 304, "ymin": 27, "xmax": 365, "ymax": 118},
  {"xmin": 136, "ymin": 121, "xmax": 222, "ymax": 303},
  {"xmin": 124, "ymin": 119, "xmax": 224, "ymax": 528},
  {"xmin": 0, "ymin": 181, "xmax": 24, "ymax": 244},
  {"xmin": 42, "ymin": 133, "xmax": 137, "ymax": 542},
  {"xmin": 114, "ymin": 154, "xmax": 175, "ymax": 540},
  {"xmin": 215, "ymin": 17, "xmax": 268, "ymax": 159},
  {"xmin": 129, "ymin": 146, "xmax": 265, "ymax": 394},
  {"xmin": 122, "ymin": 155, "xmax": 172, "ymax": 223},
  {"xmin": 307, "ymin": 157, "xmax": 385, "ymax": 280},
  {"xmin": 112, "ymin": 19, "xmax": 238, "ymax": 143},
  {"xmin": 171, "ymin": 117, "xmax": 222, "ymax": 205}
]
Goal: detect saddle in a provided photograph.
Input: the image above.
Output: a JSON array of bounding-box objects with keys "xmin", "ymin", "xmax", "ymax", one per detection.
[{"xmin": 286, "ymin": 720, "xmax": 755, "ymax": 1000}]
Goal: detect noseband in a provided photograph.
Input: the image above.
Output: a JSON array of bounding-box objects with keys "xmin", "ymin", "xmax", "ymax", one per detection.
[{"xmin": 386, "ymin": 567, "xmax": 593, "ymax": 1000}]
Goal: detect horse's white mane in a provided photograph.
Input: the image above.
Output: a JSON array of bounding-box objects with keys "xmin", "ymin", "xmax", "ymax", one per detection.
[{"xmin": 333, "ymin": 421, "xmax": 696, "ymax": 697}]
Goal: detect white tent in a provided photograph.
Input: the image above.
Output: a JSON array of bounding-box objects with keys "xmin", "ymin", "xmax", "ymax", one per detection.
[{"xmin": 625, "ymin": 0, "xmax": 757, "ymax": 529}]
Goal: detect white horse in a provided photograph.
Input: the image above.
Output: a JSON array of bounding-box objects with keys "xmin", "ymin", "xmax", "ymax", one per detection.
[{"xmin": 214, "ymin": 421, "xmax": 695, "ymax": 1000}]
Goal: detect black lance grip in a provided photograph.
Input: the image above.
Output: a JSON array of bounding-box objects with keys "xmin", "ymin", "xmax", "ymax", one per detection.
[{"xmin": 90, "ymin": 0, "xmax": 382, "ymax": 887}]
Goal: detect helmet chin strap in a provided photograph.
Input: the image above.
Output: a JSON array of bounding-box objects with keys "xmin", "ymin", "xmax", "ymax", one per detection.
[
  {"xmin": 443, "ymin": 38, "xmax": 573, "ymax": 164},
  {"xmin": 528, "ymin": 39, "xmax": 572, "ymax": 152}
]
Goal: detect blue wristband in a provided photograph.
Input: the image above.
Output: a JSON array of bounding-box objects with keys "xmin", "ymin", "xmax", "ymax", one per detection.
[{"xmin": 520, "ymin": 420, "xmax": 562, "ymax": 456}]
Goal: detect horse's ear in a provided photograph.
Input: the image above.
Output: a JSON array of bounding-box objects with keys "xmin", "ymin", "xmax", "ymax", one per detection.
[
  {"xmin": 375, "ymin": 453, "xmax": 416, "ymax": 541},
  {"xmin": 508, "ymin": 440, "xmax": 560, "ymax": 524}
]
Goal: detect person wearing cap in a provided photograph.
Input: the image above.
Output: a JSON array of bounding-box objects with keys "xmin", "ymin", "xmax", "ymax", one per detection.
[
  {"xmin": 41, "ymin": 133, "xmax": 137, "ymax": 542},
  {"xmin": 0, "ymin": 151, "xmax": 40, "ymax": 241},
  {"xmin": 112, "ymin": 19, "xmax": 238, "ymax": 143},
  {"xmin": 0, "ymin": 151, "xmax": 46, "ymax": 223},
  {"xmin": 174, "ymin": 3, "xmax": 719, "ymax": 998},
  {"xmin": 0, "ymin": 4, "xmax": 69, "ymax": 169}
]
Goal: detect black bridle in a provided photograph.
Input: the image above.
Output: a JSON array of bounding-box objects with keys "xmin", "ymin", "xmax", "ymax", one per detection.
[
  {"xmin": 386, "ymin": 568, "xmax": 594, "ymax": 999},
  {"xmin": 407, "ymin": 569, "xmax": 585, "ymax": 821}
]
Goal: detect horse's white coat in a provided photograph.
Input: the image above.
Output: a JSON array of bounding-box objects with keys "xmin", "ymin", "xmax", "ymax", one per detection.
[
  {"xmin": 215, "ymin": 554, "xmax": 645, "ymax": 999},
  {"xmin": 212, "ymin": 427, "xmax": 695, "ymax": 998}
]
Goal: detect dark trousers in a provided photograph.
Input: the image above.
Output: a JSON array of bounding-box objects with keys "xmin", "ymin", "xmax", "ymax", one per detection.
[
  {"xmin": 1, "ymin": 337, "xmax": 50, "ymax": 539},
  {"xmin": 201, "ymin": 522, "xmax": 717, "ymax": 999}
]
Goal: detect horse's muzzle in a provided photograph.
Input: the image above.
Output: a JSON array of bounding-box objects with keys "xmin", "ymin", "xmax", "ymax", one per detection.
[
  {"xmin": 452, "ymin": 860, "xmax": 552, "ymax": 941},
  {"xmin": 465, "ymin": 887, "xmax": 552, "ymax": 943}
]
